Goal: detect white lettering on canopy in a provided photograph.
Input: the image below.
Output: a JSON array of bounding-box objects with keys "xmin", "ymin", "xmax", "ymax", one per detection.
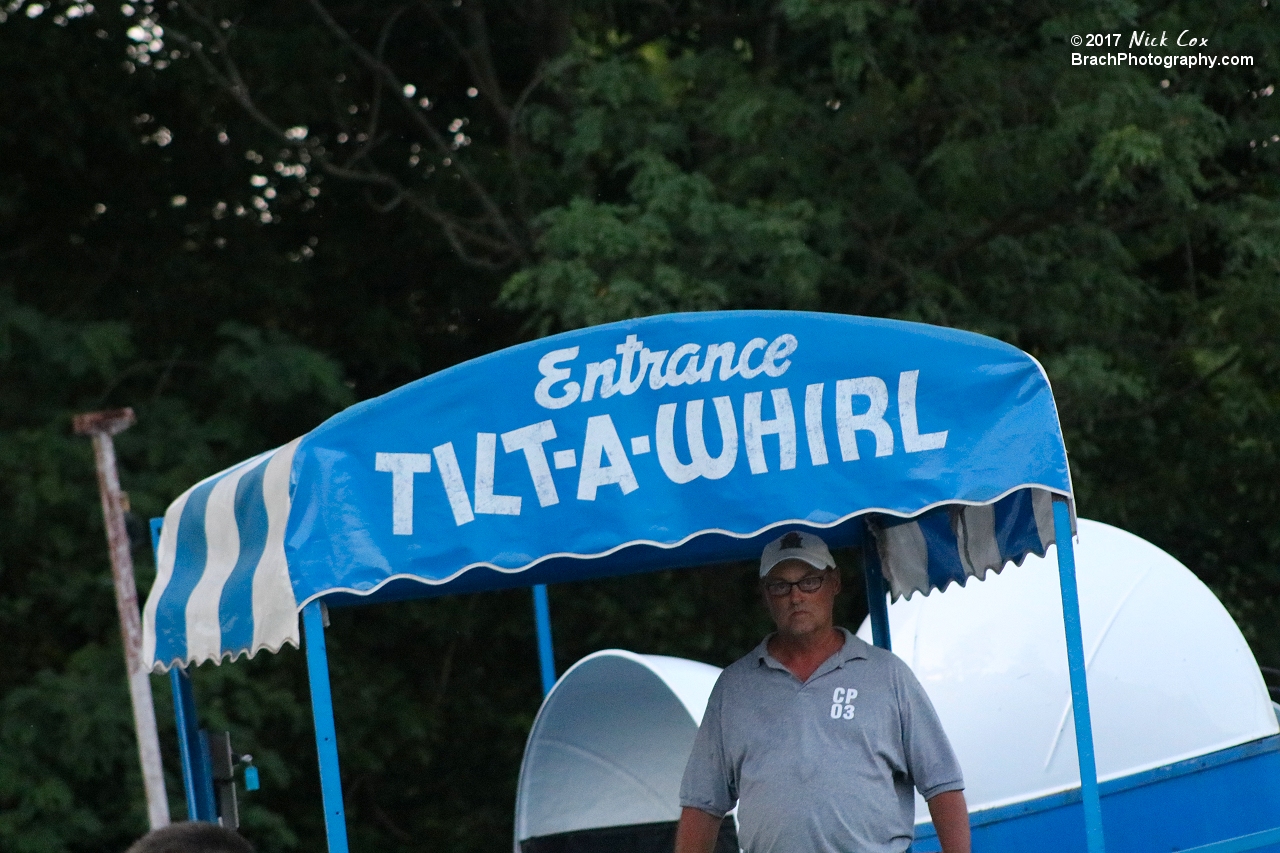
[
  {"xmin": 700, "ymin": 342, "xmax": 737, "ymax": 382},
  {"xmin": 534, "ymin": 347, "xmax": 580, "ymax": 409},
  {"xmin": 581, "ymin": 360, "xmax": 617, "ymax": 402},
  {"xmin": 501, "ymin": 420, "xmax": 560, "ymax": 506},
  {"xmin": 535, "ymin": 333, "xmax": 799, "ymax": 410},
  {"xmin": 432, "ymin": 442, "xmax": 474, "ymax": 526},
  {"xmin": 898, "ymin": 370, "xmax": 949, "ymax": 452},
  {"xmin": 656, "ymin": 397, "xmax": 738, "ymax": 483},
  {"xmin": 743, "ymin": 388, "xmax": 796, "ymax": 474},
  {"xmin": 578, "ymin": 415, "xmax": 639, "ymax": 500},
  {"xmin": 474, "ymin": 433, "xmax": 521, "ymax": 515},
  {"xmin": 736, "ymin": 338, "xmax": 768, "ymax": 379},
  {"xmin": 663, "ymin": 344, "xmax": 702, "ymax": 387},
  {"xmin": 762, "ymin": 336, "xmax": 798, "ymax": 376},
  {"xmin": 376, "ymin": 369, "xmax": 949, "ymax": 534},
  {"xmin": 804, "ymin": 383, "xmax": 829, "ymax": 466},
  {"xmin": 374, "ymin": 452, "xmax": 433, "ymax": 534},
  {"xmin": 615, "ymin": 335, "xmax": 646, "ymax": 395},
  {"xmin": 835, "ymin": 377, "xmax": 894, "ymax": 460}
]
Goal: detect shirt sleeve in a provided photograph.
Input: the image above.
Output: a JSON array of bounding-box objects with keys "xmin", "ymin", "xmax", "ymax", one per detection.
[
  {"xmin": 678, "ymin": 673, "xmax": 735, "ymax": 817},
  {"xmin": 895, "ymin": 660, "xmax": 965, "ymax": 801}
]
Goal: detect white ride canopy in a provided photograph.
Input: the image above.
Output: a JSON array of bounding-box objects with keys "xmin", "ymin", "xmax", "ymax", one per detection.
[
  {"xmin": 856, "ymin": 518, "xmax": 1279, "ymax": 821},
  {"xmin": 514, "ymin": 651, "xmax": 722, "ymax": 848}
]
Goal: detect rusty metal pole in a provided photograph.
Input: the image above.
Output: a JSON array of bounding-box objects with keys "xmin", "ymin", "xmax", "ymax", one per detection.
[{"xmin": 73, "ymin": 408, "xmax": 170, "ymax": 830}]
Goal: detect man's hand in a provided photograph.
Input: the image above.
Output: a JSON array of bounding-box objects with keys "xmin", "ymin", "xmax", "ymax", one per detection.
[
  {"xmin": 926, "ymin": 789, "xmax": 971, "ymax": 853},
  {"xmin": 674, "ymin": 806, "xmax": 723, "ymax": 853}
]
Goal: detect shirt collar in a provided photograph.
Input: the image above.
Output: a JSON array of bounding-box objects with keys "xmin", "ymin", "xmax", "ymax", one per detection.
[{"xmin": 755, "ymin": 627, "xmax": 869, "ymax": 674}]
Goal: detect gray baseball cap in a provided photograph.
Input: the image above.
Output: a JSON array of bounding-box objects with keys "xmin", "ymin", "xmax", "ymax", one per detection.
[{"xmin": 759, "ymin": 531, "xmax": 836, "ymax": 578}]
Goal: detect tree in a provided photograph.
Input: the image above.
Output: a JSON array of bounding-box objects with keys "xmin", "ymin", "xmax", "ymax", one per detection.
[{"xmin": 159, "ymin": 0, "xmax": 1280, "ymax": 640}]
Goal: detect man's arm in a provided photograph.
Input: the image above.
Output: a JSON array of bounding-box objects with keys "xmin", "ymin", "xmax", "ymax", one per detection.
[
  {"xmin": 926, "ymin": 789, "xmax": 970, "ymax": 853},
  {"xmin": 674, "ymin": 806, "xmax": 723, "ymax": 853}
]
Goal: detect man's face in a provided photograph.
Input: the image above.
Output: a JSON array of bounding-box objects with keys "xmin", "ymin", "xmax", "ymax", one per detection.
[{"xmin": 761, "ymin": 558, "xmax": 841, "ymax": 639}]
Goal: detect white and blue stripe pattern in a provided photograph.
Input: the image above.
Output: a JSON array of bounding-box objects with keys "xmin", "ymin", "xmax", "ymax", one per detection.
[
  {"xmin": 143, "ymin": 438, "xmax": 301, "ymax": 673},
  {"xmin": 867, "ymin": 487, "xmax": 1057, "ymax": 600}
]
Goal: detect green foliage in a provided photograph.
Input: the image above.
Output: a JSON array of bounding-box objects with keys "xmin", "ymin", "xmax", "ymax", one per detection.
[
  {"xmin": 0, "ymin": 290, "xmax": 356, "ymax": 851},
  {"xmin": 1, "ymin": 0, "xmax": 1278, "ymax": 851},
  {"xmin": 211, "ymin": 322, "xmax": 354, "ymax": 409},
  {"xmin": 503, "ymin": 153, "xmax": 827, "ymax": 331},
  {"xmin": 0, "ymin": 645, "xmax": 131, "ymax": 853}
]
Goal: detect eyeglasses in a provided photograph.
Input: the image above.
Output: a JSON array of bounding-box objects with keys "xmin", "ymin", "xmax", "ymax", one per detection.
[{"xmin": 762, "ymin": 574, "xmax": 828, "ymax": 597}]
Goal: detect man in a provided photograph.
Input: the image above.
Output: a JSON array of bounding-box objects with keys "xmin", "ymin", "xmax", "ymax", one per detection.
[
  {"xmin": 675, "ymin": 531, "xmax": 970, "ymax": 853},
  {"xmin": 124, "ymin": 822, "xmax": 254, "ymax": 853}
]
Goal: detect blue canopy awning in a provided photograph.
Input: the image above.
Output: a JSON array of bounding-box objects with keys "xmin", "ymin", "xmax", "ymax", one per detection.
[{"xmin": 143, "ymin": 311, "xmax": 1073, "ymax": 672}]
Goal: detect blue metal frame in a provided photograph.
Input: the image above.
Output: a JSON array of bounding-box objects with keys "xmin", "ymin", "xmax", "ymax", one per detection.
[
  {"xmin": 1178, "ymin": 828, "xmax": 1280, "ymax": 853},
  {"xmin": 911, "ymin": 734, "xmax": 1280, "ymax": 853},
  {"xmin": 170, "ymin": 667, "xmax": 216, "ymax": 821},
  {"xmin": 863, "ymin": 536, "xmax": 892, "ymax": 651},
  {"xmin": 532, "ymin": 585, "xmax": 556, "ymax": 696},
  {"xmin": 1054, "ymin": 497, "xmax": 1106, "ymax": 853},
  {"xmin": 303, "ymin": 600, "xmax": 350, "ymax": 853},
  {"xmin": 152, "ymin": 517, "xmax": 213, "ymax": 822},
  {"xmin": 167, "ymin": 666, "xmax": 200, "ymax": 820},
  {"xmin": 194, "ymin": 729, "xmax": 218, "ymax": 821}
]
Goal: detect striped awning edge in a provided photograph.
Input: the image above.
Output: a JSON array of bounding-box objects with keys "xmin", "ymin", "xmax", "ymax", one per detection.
[
  {"xmin": 867, "ymin": 487, "xmax": 1059, "ymax": 600},
  {"xmin": 142, "ymin": 438, "xmax": 302, "ymax": 673}
]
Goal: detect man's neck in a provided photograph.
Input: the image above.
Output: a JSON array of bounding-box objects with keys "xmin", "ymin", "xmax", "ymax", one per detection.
[{"xmin": 768, "ymin": 627, "xmax": 844, "ymax": 682}]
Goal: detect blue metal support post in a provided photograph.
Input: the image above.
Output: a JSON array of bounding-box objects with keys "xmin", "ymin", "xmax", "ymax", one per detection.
[
  {"xmin": 151, "ymin": 517, "xmax": 213, "ymax": 821},
  {"xmin": 532, "ymin": 584, "xmax": 557, "ymax": 696},
  {"xmin": 303, "ymin": 601, "xmax": 350, "ymax": 853},
  {"xmin": 1053, "ymin": 497, "xmax": 1106, "ymax": 853},
  {"xmin": 169, "ymin": 667, "xmax": 216, "ymax": 820},
  {"xmin": 193, "ymin": 728, "xmax": 217, "ymax": 820},
  {"xmin": 862, "ymin": 537, "xmax": 892, "ymax": 651},
  {"xmin": 167, "ymin": 666, "xmax": 199, "ymax": 820}
]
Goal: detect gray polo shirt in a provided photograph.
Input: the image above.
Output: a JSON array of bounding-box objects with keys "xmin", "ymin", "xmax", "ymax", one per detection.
[{"xmin": 679, "ymin": 628, "xmax": 963, "ymax": 853}]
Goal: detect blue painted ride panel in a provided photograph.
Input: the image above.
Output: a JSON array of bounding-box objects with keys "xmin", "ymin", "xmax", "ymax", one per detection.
[
  {"xmin": 1179, "ymin": 828, "xmax": 1280, "ymax": 853},
  {"xmin": 911, "ymin": 736, "xmax": 1280, "ymax": 853}
]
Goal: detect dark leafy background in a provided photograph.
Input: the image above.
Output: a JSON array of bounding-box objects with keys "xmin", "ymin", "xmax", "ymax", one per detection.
[{"xmin": 1, "ymin": 0, "xmax": 1277, "ymax": 850}]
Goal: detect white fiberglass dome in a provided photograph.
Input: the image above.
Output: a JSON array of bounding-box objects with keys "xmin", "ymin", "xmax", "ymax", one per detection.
[
  {"xmin": 858, "ymin": 518, "xmax": 1278, "ymax": 820},
  {"xmin": 513, "ymin": 650, "xmax": 722, "ymax": 846}
]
